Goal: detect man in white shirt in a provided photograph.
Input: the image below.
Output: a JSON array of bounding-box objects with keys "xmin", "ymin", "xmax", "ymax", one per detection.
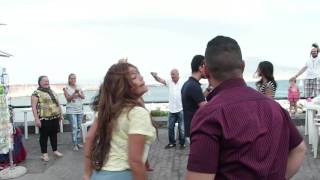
[
  {"xmin": 292, "ymin": 43, "xmax": 320, "ymax": 100},
  {"xmin": 151, "ymin": 69, "xmax": 185, "ymax": 149}
]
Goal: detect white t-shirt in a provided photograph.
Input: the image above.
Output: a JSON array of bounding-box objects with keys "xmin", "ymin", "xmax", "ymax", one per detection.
[
  {"xmin": 65, "ymin": 85, "xmax": 83, "ymax": 114},
  {"xmin": 166, "ymin": 79, "xmax": 183, "ymax": 113},
  {"xmin": 305, "ymin": 57, "xmax": 320, "ymax": 79}
]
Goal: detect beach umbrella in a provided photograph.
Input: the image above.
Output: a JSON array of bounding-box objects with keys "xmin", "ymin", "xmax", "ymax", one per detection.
[
  {"xmin": 0, "ymin": 24, "xmax": 13, "ymax": 58},
  {"xmin": 0, "ymin": 51, "xmax": 12, "ymax": 58},
  {"xmin": 0, "ymin": 26, "xmax": 26, "ymax": 178}
]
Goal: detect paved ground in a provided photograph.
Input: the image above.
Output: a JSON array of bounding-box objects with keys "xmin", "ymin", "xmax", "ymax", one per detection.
[{"xmin": 6, "ymin": 125, "xmax": 320, "ymax": 180}]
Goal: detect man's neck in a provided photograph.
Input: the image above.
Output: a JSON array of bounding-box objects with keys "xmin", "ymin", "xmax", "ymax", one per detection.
[
  {"xmin": 191, "ymin": 72, "xmax": 201, "ymax": 81},
  {"xmin": 209, "ymin": 74, "xmax": 243, "ymax": 88},
  {"xmin": 209, "ymin": 79, "xmax": 222, "ymax": 89}
]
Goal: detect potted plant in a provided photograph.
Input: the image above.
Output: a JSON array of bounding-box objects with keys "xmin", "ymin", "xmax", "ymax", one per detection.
[{"xmin": 150, "ymin": 108, "xmax": 168, "ymax": 128}]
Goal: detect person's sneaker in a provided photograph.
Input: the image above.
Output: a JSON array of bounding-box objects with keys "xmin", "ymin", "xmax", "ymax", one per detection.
[
  {"xmin": 77, "ymin": 144, "xmax": 84, "ymax": 149},
  {"xmin": 73, "ymin": 145, "xmax": 79, "ymax": 151},
  {"xmin": 41, "ymin": 153, "xmax": 49, "ymax": 162},
  {"xmin": 53, "ymin": 151, "xmax": 63, "ymax": 157},
  {"xmin": 164, "ymin": 144, "xmax": 176, "ymax": 149},
  {"xmin": 179, "ymin": 144, "xmax": 186, "ymax": 149}
]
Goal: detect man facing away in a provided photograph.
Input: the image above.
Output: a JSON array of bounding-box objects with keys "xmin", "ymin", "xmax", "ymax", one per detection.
[
  {"xmin": 291, "ymin": 43, "xmax": 320, "ymax": 100},
  {"xmin": 181, "ymin": 55, "xmax": 208, "ymax": 143},
  {"xmin": 186, "ymin": 36, "xmax": 306, "ymax": 180},
  {"xmin": 151, "ymin": 69, "xmax": 185, "ymax": 149}
]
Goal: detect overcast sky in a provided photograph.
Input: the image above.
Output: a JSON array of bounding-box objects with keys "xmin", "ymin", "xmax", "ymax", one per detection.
[{"xmin": 1, "ymin": 0, "xmax": 320, "ymax": 85}]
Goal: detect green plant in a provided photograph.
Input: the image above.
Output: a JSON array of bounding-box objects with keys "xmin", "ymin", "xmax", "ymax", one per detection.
[{"xmin": 150, "ymin": 110, "xmax": 168, "ymax": 117}]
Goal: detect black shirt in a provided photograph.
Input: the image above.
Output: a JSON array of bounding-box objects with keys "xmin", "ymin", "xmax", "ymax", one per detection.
[{"xmin": 181, "ymin": 77, "xmax": 205, "ymax": 137}]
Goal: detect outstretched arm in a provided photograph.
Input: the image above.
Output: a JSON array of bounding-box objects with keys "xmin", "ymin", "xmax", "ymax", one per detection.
[
  {"xmin": 150, "ymin": 72, "xmax": 166, "ymax": 85},
  {"xmin": 291, "ymin": 66, "xmax": 307, "ymax": 80}
]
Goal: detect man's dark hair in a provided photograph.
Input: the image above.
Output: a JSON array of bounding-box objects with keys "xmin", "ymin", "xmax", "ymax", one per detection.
[
  {"xmin": 191, "ymin": 55, "xmax": 205, "ymax": 73},
  {"xmin": 312, "ymin": 43, "xmax": 319, "ymax": 49},
  {"xmin": 312, "ymin": 43, "xmax": 319, "ymax": 54},
  {"xmin": 205, "ymin": 36, "xmax": 243, "ymax": 80}
]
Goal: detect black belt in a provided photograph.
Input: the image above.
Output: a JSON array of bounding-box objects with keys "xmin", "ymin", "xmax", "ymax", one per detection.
[{"xmin": 40, "ymin": 115, "xmax": 60, "ymax": 121}]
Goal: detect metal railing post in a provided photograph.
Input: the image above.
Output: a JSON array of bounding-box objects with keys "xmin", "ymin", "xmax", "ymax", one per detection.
[{"xmin": 24, "ymin": 111, "xmax": 28, "ymax": 139}]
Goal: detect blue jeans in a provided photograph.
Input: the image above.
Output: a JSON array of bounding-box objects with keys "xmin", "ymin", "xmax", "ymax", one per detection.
[
  {"xmin": 168, "ymin": 111, "xmax": 185, "ymax": 145},
  {"xmin": 91, "ymin": 170, "xmax": 132, "ymax": 180},
  {"xmin": 68, "ymin": 114, "xmax": 83, "ymax": 145}
]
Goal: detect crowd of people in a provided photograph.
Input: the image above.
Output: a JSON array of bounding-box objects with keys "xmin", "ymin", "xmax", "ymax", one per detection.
[{"xmin": 27, "ymin": 36, "xmax": 320, "ymax": 179}]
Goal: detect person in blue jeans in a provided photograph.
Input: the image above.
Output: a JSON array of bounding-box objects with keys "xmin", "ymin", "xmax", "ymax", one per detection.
[
  {"xmin": 167, "ymin": 111, "xmax": 185, "ymax": 148},
  {"xmin": 63, "ymin": 73, "xmax": 85, "ymax": 151},
  {"xmin": 151, "ymin": 69, "xmax": 185, "ymax": 149}
]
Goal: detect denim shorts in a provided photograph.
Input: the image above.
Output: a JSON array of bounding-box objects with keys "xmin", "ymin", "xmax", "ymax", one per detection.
[{"xmin": 91, "ymin": 170, "xmax": 132, "ymax": 180}]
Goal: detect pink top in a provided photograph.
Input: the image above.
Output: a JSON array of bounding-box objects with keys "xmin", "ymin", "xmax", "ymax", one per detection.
[{"xmin": 288, "ymin": 86, "xmax": 300, "ymax": 99}]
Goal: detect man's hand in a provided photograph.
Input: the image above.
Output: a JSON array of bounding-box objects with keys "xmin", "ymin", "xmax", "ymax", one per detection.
[
  {"xmin": 151, "ymin": 72, "xmax": 157, "ymax": 77},
  {"xmin": 289, "ymin": 77, "xmax": 296, "ymax": 81},
  {"xmin": 118, "ymin": 58, "xmax": 128, "ymax": 63}
]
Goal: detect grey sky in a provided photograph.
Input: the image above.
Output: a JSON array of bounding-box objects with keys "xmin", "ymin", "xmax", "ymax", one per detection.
[{"xmin": 1, "ymin": 0, "xmax": 320, "ymax": 85}]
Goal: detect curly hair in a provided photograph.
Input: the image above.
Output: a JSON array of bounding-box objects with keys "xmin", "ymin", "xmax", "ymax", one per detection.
[{"xmin": 90, "ymin": 62, "xmax": 144, "ymax": 170}]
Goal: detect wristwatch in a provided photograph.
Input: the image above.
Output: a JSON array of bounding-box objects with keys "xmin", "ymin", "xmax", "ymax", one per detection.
[{"xmin": 206, "ymin": 87, "xmax": 213, "ymax": 92}]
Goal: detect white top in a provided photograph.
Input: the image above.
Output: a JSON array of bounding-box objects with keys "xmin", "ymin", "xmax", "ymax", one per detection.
[
  {"xmin": 65, "ymin": 85, "xmax": 83, "ymax": 114},
  {"xmin": 166, "ymin": 79, "xmax": 183, "ymax": 113},
  {"xmin": 305, "ymin": 57, "xmax": 320, "ymax": 79}
]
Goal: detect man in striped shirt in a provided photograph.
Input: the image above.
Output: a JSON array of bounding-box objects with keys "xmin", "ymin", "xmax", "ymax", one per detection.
[{"xmin": 186, "ymin": 36, "xmax": 306, "ymax": 180}]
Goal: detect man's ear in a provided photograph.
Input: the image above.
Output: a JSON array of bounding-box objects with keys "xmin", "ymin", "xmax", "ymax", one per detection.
[
  {"xmin": 241, "ymin": 60, "xmax": 245, "ymax": 72},
  {"xmin": 204, "ymin": 65, "xmax": 211, "ymax": 79}
]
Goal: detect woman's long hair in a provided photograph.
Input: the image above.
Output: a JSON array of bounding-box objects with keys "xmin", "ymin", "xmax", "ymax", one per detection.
[
  {"xmin": 91, "ymin": 84, "xmax": 102, "ymax": 112},
  {"xmin": 256, "ymin": 61, "xmax": 277, "ymax": 89},
  {"xmin": 90, "ymin": 62, "xmax": 143, "ymax": 171}
]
